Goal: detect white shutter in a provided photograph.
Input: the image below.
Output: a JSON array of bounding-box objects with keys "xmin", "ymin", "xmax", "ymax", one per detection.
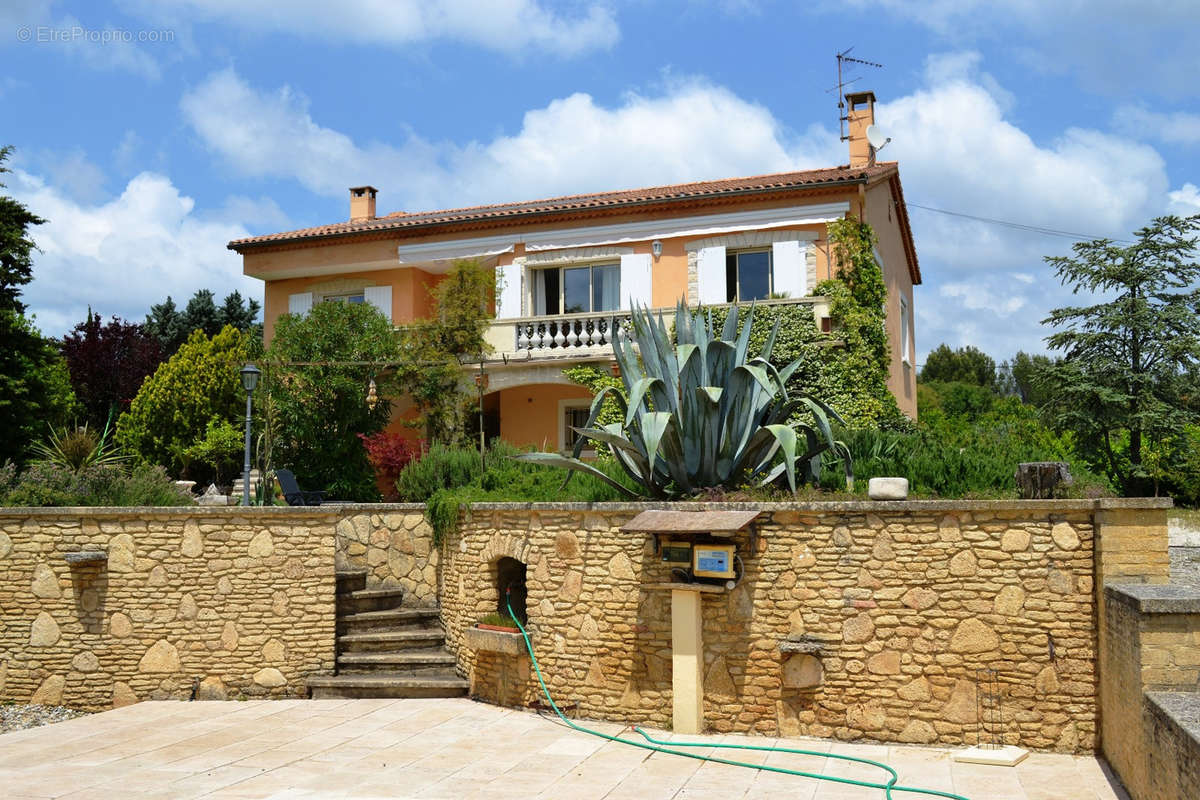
[
  {"xmin": 696, "ymin": 245, "xmax": 726, "ymax": 305},
  {"xmin": 364, "ymin": 285, "xmax": 392, "ymax": 322},
  {"xmin": 619, "ymin": 253, "xmax": 652, "ymax": 311},
  {"xmin": 771, "ymin": 240, "xmax": 807, "ymax": 299},
  {"xmin": 495, "ymin": 261, "xmax": 522, "ymax": 319},
  {"xmin": 288, "ymin": 292, "xmax": 313, "ymax": 316}
]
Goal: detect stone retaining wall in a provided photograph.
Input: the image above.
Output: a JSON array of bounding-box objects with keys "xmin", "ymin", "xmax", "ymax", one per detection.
[
  {"xmin": 331, "ymin": 504, "xmax": 439, "ymax": 605},
  {"xmin": 440, "ymin": 499, "xmax": 1172, "ymax": 753},
  {"xmin": 0, "ymin": 508, "xmax": 339, "ymax": 710},
  {"xmin": 1101, "ymin": 585, "xmax": 1200, "ymax": 800}
]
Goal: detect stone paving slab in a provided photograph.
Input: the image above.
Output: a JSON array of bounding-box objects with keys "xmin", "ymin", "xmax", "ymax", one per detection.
[{"xmin": 0, "ymin": 698, "xmax": 1129, "ymax": 800}]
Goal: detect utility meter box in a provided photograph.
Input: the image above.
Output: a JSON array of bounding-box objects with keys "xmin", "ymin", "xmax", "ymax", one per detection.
[
  {"xmin": 692, "ymin": 544, "xmax": 736, "ymax": 579},
  {"xmin": 661, "ymin": 541, "xmax": 693, "ymax": 564}
]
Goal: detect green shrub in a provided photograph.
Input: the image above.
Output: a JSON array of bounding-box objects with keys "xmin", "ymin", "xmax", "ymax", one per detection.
[
  {"xmin": 0, "ymin": 462, "xmax": 192, "ymax": 507},
  {"xmin": 395, "ymin": 440, "xmax": 635, "ymax": 543},
  {"xmin": 267, "ymin": 300, "xmax": 399, "ymax": 502},
  {"xmin": 117, "ymin": 325, "xmax": 250, "ymax": 481}
]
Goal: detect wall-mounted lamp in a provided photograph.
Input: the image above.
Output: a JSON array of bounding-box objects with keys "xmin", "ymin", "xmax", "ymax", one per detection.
[{"xmin": 651, "ymin": 240, "xmax": 663, "ymax": 260}]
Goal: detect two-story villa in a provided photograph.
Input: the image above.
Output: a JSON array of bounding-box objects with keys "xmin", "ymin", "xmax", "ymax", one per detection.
[{"xmin": 228, "ymin": 91, "xmax": 920, "ymax": 449}]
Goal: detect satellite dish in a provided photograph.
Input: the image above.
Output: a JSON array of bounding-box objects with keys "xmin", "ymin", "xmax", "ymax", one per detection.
[{"xmin": 866, "ymin": 124, "xmax": 890, "ymax": 149}]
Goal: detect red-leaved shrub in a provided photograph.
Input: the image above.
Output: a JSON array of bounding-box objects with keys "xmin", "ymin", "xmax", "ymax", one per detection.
[{"xmin": 358, "ymin": 432, "xmax": 424, "ymax": 501}]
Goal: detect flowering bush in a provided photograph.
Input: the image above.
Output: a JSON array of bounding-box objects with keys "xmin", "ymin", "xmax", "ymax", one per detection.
[{"xmin": 358, "ymin": 432, "xmax": 424, "ymax": 501}]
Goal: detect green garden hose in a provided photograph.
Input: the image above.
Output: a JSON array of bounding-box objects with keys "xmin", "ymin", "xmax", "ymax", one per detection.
[{"xmin": 506, "ymin": 593, "xmax": 971, "ymax": 800}]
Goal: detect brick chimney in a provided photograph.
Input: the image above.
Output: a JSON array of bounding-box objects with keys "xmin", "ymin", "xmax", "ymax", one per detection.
[
  {"xmin": 349, "ymin": 186, "xmax": 377, "ymax": 221},
  {"xmin": 845, "ymin": 91, "xmax": 876, "ymax": 168}
]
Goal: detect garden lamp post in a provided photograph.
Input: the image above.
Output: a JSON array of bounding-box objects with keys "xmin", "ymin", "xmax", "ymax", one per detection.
[{"xmin": 239, "ymin": 363, "xmax": 261, "ymax": 507}]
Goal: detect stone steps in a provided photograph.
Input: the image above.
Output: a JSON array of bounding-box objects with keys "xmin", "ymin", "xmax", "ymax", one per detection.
[
  {"xmin": 309, "ymin": 571, "xmax": 466, "ymax": 700},
  {"xmin": 307, "ymin": 673, "xmax": 470, "ymax": 700}
]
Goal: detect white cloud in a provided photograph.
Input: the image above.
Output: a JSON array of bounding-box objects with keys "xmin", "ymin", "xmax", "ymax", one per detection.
[
  {"xmin": 1169, "ymin": 183, "xmax": 1200, "ymax": 216},
  {"xmin": 11, "ymin": 169, "xmax": 261, "ymax": 336},
  {"xmin": 940, "ymin": 281, "xmax": 1025, "ymax": 316},
  {"xmin": 4, "ymin": 4, "xmax": 166, "ymax": 80},
  {"xmin": 1113, "ymin": 106, "xmax": 1200, "ymax": 146},
  {"xmin": 180, "ymin": 67, "xmax": 841, "ymax": 209},
  {"xmin": 133, "ymin": 0, "xmax": 618, "ymax": 58}
]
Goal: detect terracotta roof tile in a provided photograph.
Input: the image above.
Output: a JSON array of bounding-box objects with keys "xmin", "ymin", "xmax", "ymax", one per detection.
[{"xmin": 228, "ymin": 163, "xmax": 896, "ymax": 250}]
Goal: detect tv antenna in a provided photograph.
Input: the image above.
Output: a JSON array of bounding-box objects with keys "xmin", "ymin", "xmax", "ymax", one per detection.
[{"xmin": 829, "ymin": 48, "xmax": 883, "ymax": 142}]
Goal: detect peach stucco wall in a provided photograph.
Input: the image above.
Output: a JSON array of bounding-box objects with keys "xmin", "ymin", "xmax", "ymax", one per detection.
[
  {"xmin": 497, "ymin": 383, "xmax": 593, "ymax": 450},
  {"xmin": 863, "ymin": 181, "xmax": 917, "ymax": 418}
]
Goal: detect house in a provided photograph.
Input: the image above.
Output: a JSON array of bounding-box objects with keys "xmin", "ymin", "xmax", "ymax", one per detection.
[{"xmin": 228, "ymin": 91, "xmax": 919, "ymax": 449}]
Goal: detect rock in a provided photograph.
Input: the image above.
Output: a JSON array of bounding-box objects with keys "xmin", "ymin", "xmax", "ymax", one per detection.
[
  {"xmin": 112, "ymin": 682, "xmax": 139, "ymax": 708},
  {"xmin": 253, "ymin": 668, "xmax": 287, "ymax": 688},
  {"xmin": 181, "ymin": 522, "xmax": 204, "ymax": 557},
  {"xmin": 108, "ymin": 533, "xmax": 135, "ymax": 572},
  {"xmin": 262, "ymin": 639, "xmax": 286, "ymax": 662},
  {"xmin": 782, "ymin": 654, "xmax": 823, "ymax": 688},
  {"xmin": 899, "ymin": 719, "xmax": 938, "ymax": 744},
  {"xmin": 792, "ymin": 544, "xmax": 816, "ymax": 569},
  {"xmin": 198, "ymin": 676, "xmax": 227, "ymax": 700},
  {"xmin": 949, "ymin": 619, "xmax": 999, "ymax": 654},
  {"xmin": 787, "ymin": 609, "xmax": 807, "ymax": 638},
  {"xmin": 559, "ymin": 570, "xmax": 582, "ymax": 601},
  {"xmin": 843, "ymin": 612, "xmax": 875, "ymax": 644},
  {"xmin": 902, "ymin": 587, "xmax": 938, "ymax": 610},
  {"xmin": 30, "ymin": 612, "xmax": 60, "ymax": 646},
  {"xmin": 868, "ymin": 477, "xmax": 908, "ymax": 500},
  {"xmin": 1047, "ymin": 568, "xmax": 1074, "ymax": 594},
  {"xmin": 579, "ymin": 616, "xmax": 599, "ymax": 640},
  {"xmin": 147, "ymin": 565, "xmax": 168, "ymax": 586},
  {"xmin": 31, "ymin": 675, "xmax": 65, "ymax": 705},
  {"xmin": 1035, "ymin": 665, "xmax": 1059, "ymax": 694},
  {"xmin": 71, "ymin": 651, "xmax": 100, "ymax": 672},
  {"xmin": 138, "ymin": 640, "xmax": 180, "ymax": 673},
  {"xmin": 949, "ymin": 550, "xmax": 977, "ymax": 577},
  {"xmin": 1052, "ymin": 522, "xmax": 1080, "ymax": 551},
  {"xmin": 704, "ymin": 656, "xmax": 736, "ymax": 698},
  {"xmin": 993, "ymin": 585, "xmax": 1026, "ymax": 616},
  {"xmin": 898, "ymin": 677, "xmax": 931, "ymax": 701},
  {"xmin": 31, "ymin": 563, "xmax": 61, "ymax": 598},
  {"xmin": 608, "ymin": 552, "xmax": 635, "ymax": 580},
  {"xmin": 585, "ymin": 657, "xmax": 606, "ymax": 689},
  {"xmin": 847, "ymin": 699, "xmax": 887, "ymax": 730},
  {"xmin": 1001, "ymin": 529, "xmax": 1030, "ymax": 552},
  {"xmin": 219, "ymin": 621, "xmax": 239, "ymax": 651},
  {"xmin": 872, "ymin": 533, "xmax": 894, "ymax": 560},
  {"xmin": 867, "ymin": 651, "xmax": 901, "ymax": 674},
  {"xmin": 0, "ymin": 530, "xmax": 11, "ymax": 558},
  {"xmin": 177, "ymin": 594, "xmax": 198, "ymax": 620},
  {"xmin": 248, "ymin": 531, "xmax": 274, "ymax": 558},
  {"xmin": 943, "ymin": 679, "xmax": 977, "ymax": 723},
  {"xmin": 555, "ymin": 532, "xmax": 580, "ymax": 560},
  {"xmin": 0, "ymin": 660, "xmax": 7, "ymax": 694},
  {"xmin": 109, "ymin": 612, "xmax": 133, "ymax": 638}
]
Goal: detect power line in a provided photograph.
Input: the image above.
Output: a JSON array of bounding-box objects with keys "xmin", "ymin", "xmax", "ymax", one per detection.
[{"xmin": 907, "ymin": 203, "xmax": 1136, "ymax": 245}]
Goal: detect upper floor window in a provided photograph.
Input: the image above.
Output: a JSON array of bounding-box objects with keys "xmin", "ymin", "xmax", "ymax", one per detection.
[
  {"xmin": 725, "ymin": 249, "xmax": 773, "ymax": 302},
  {"xmin": 322, "ymin": 292, "xmax": 365, "ymax": 305},
  {"xmin": 533, "ymin": 264, "xmax": 620, "ymax": 316}
]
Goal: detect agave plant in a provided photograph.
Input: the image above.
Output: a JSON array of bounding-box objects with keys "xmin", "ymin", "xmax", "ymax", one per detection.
[
  {"xmin": 517, "ymin": 302, "xmax": 851, "ymax": 498},
  {"xmin": 31, "ymin": 418, "xmax": 125, "ymax": 472}
]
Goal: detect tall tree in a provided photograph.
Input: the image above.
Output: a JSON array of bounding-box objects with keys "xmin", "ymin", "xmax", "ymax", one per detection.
[
  {"xmin": 1040, "ymin": 214, "xmax": 1200, "ymax": 494},
  {"xmin": 920, "ymin": 344, "xmax": 997, "ymax": 388},
  {"xmin": 218, "ymin": 290, "xmax": 261, "ymax": 332},
  {"xmin": 146, "ymin": 289, "xmax": 261, "ymax": 354},
  {"xmin": 144, "ymin": 296, "xmax": 187, "ymax": 353},
  {"xmin": 60, "ymin": 312, "xmax": 164, "ymax": 429},
  {"xmin": 1009, "ymin": 351, "xmax": 1055, "ymax": 406},
  {"xmin": 0, "ymin": 146, "xmax": 44, "ymax": 315}
]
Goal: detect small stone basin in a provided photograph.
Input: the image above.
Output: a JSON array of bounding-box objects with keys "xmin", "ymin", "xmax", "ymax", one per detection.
[{"xmin": 464, "ymin": 625, "xmax": 528, "ymax": 656}]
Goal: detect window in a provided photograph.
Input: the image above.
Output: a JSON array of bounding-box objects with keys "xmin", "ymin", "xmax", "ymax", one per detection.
[
  {"xmin": 725, "ymin": 249, "xmax": 773, "ymax": 302},
  {"xmin": 322, "ymin": 292, "xmax": 365, "ymax": 305},
  {"xmin": 899, "ymin": 296, "xmax": 911, "ymax": 365},
  {"xmin": 534, "ymin": 264, "xmax": 620, "ymax": 315},
  {"xmin": 563, "ymin": 405, "xmax": 591, "ymax": 450}
]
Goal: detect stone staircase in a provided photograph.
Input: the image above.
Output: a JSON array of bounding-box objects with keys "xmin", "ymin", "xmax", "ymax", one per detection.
[{"xmin": 306, "ymin": 570, "xmax": 468, "ymax": 699}]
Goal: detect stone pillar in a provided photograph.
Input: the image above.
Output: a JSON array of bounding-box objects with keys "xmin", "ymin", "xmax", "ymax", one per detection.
[{"xmin": 671, "ymin": 588, "xmax": 704, "ymax": 734}]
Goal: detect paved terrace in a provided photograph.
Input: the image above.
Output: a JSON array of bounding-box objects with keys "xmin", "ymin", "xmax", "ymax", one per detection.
[
  {"xmin": 0, "ymin": 695, "xmax": 1128, "ymax": 796},
  {"xmin": 0, "ymin": 698, "xmax": 1127, "ymax": 800}
]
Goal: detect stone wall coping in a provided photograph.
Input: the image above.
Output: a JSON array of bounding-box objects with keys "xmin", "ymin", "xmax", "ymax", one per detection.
[
  {"xmin": 458, "ymin": 497, "xmax": 1173, "ymax": 512},
  {"xmin": 0, "ymin": 503, "xmax": 426, "ymax": 518},
  {"xmin": 1105, "ymin": 583, "xmax": 1200, "ymax": 614},
  {"xmin": 1146, "ymin": 692, "xmax": 1200, "ymax": 748},
  {"xmin": 0, "ymin": 496, "xmax": 1171, "ymax": 518}
]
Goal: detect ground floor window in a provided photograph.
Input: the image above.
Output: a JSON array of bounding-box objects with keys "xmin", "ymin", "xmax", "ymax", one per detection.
[
  {"xmin": 562, "ymin": 404, "xmax": 591, "ymax": 451},
  {"xmin": 725, "ymin": 249, "xmax": 773, "ymax": 302},
  {"xmin": 322, "ymin": 292, "xmax": 365, "ymax": 304},
  {"xmin": 534, "ymin": 263, "xmax": 620, "ymax": 315}
]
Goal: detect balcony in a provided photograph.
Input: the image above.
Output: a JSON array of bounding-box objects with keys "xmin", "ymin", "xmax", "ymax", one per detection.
[{"xmin": 484, "ymin": 296, "xmax": 828, "ymax": 359}]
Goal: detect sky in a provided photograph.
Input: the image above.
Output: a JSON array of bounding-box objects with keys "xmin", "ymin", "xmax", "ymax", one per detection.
[{"xmin": 3, "ymin": 0, "xmax": 1199, "ymax": 365}]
